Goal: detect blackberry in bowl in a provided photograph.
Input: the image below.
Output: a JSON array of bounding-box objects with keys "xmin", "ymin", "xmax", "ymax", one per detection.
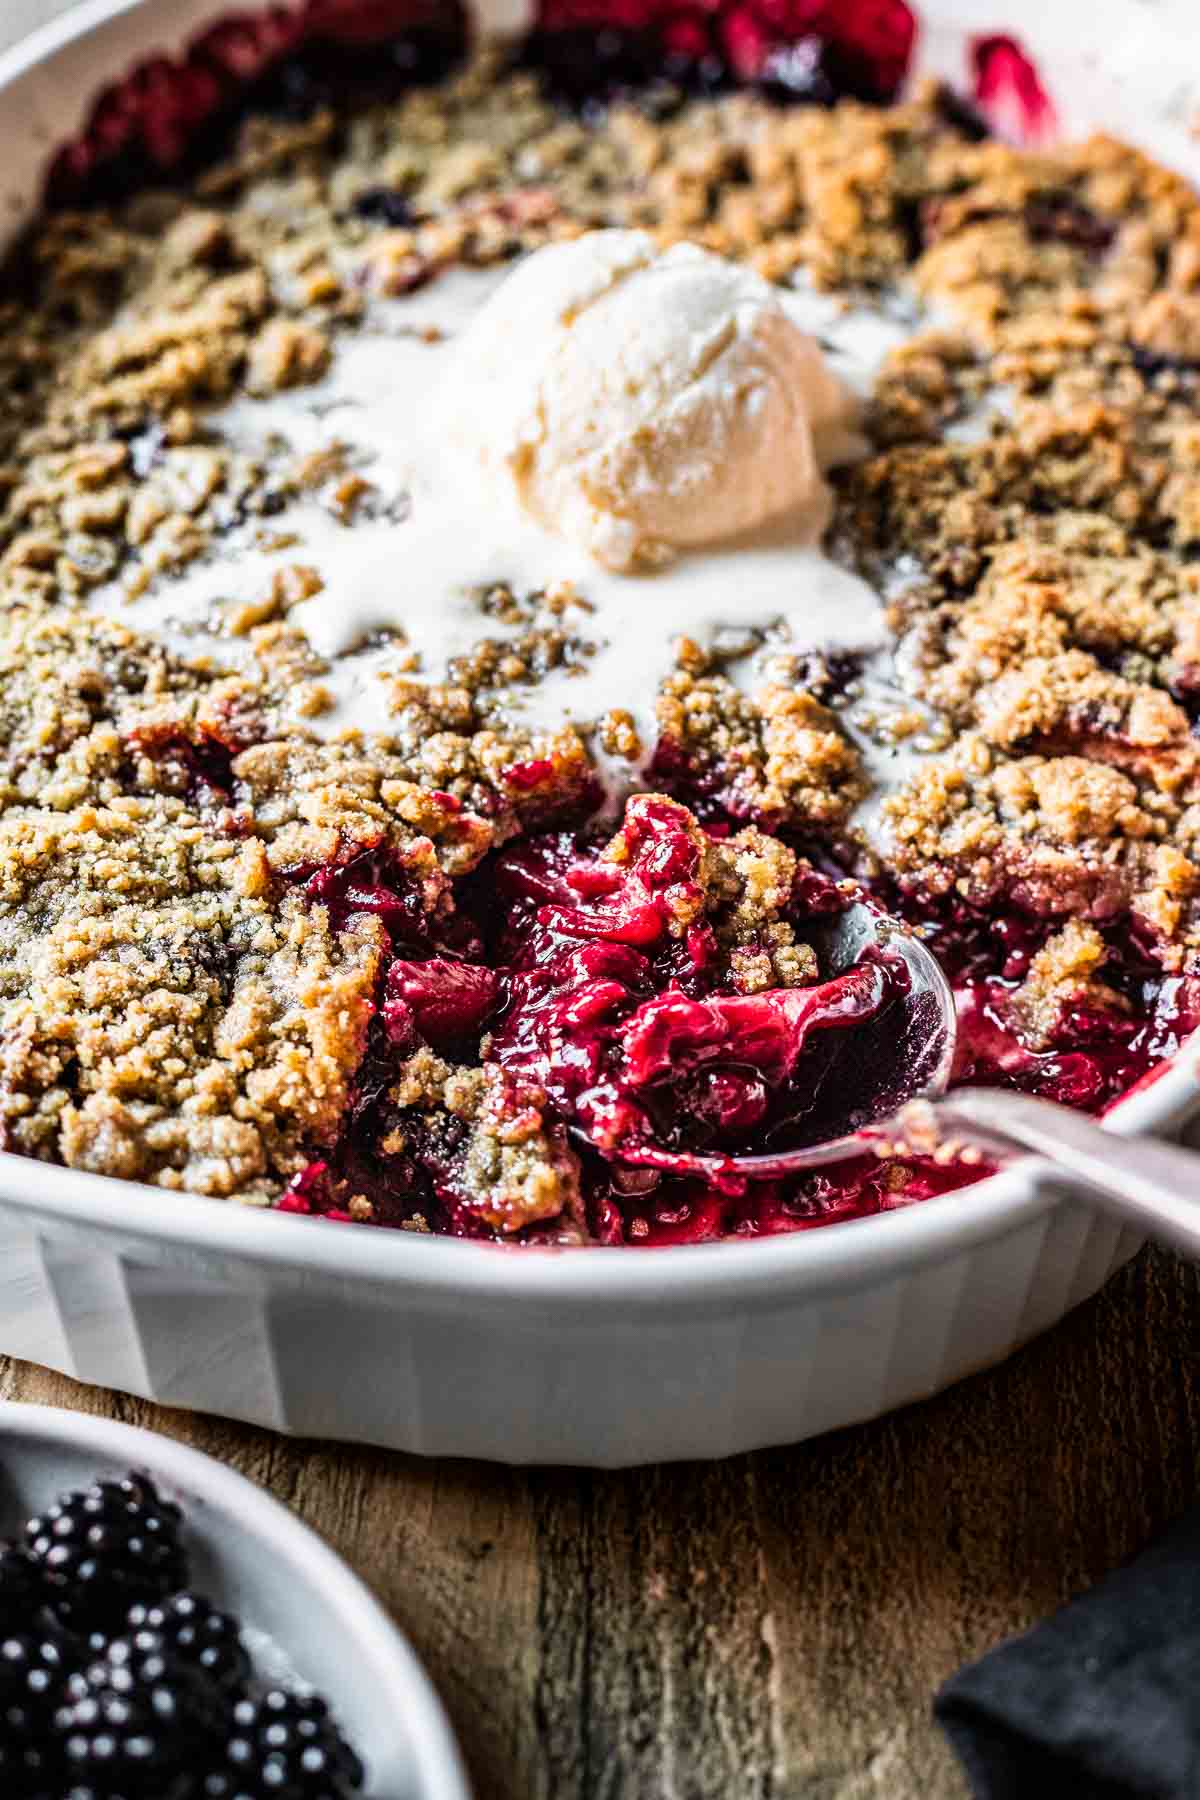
[
  {"xmin": 0, "ymin": 1403, "xmax": 467, "ymax": 1798},
  {"xmin": 25, "ymin": 1471, "xmax": 187, "ymax": 1636}
]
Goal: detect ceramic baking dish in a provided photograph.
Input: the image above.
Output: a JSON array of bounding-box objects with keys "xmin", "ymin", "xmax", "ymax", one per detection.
[{"xmin": 0, "ymin": 0, "xmax": 1196, "ymax": 1467}]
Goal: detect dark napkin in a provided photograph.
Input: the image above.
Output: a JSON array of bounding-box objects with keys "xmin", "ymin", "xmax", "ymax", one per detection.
[{"xmin": 935, "ymin": 1507, "xmax": 1200, "ymax": 1799}]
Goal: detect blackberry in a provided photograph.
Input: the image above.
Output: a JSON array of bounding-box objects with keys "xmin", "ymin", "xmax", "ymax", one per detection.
[
  {"xmin": 0, "ymin": 1542, "xmax": 44, "ymax": 1633},
  {"xmin": 25, "ymin": 1474, "xmax": 187, "ymax": 1634},
  {"xmin": 1132, "ymin": 343, "xmax": 1200, "ymax": 381},
  {"xmin": 0, "ymin": 1626, "xmax": 75, "ymax": 1795},
  {"xmin": 56, "ymin": 1641, "xmax": 223, "ymax": 1797},
  {"xmin": 208, "ymin": 1686, "xmax": 365, "ymax": 1799},
  {"xmin": 122, "ymin": 1592, "xmax": 250, "ymax": 1693},
  {"xmin": 350, "ymin": 185, "xmax": 415, "ymax": 226}
]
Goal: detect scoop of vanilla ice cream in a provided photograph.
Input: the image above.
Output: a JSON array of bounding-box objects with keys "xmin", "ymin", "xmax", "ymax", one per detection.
[{"xmin": 439, "ymin": 229, "xmax": 853, "ymax": 572}]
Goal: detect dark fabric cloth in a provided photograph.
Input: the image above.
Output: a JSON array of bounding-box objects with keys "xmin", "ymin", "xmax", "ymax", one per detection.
[{"xmin": 935, "ymin": 1508, "xmax": 1200, "ymax": 1799}]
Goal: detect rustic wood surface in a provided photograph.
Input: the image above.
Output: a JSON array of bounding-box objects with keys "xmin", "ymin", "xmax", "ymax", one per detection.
[{"xmin": 3, "ymin": 1245, "xmax": 1199, "ymax": 1799}]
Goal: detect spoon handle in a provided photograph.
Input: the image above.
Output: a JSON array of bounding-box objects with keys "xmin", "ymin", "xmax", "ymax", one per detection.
[{"xmin": 938, "ymin": 1089, "xmax": 1200, "ymax": 1259}]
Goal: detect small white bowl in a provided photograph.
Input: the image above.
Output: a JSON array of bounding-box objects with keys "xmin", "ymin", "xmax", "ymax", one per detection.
[{"xmin": 0, "ymin": 1402, "xmax": 470, "ymax": 1800}]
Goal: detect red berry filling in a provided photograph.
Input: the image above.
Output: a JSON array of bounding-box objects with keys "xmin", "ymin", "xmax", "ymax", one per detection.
[
  {"xmin": 971, "ymin": 33, "xmax": 1056, "ymax": 142},
  {"xmin": 587, "ymin": 1147, "xmax": 988, "ymax": 1244},
  {"xmin": 383, "ymin": 958, "xmax": 500, "ymax": 1052},
  {"xmin": 46, "ymin": 0, "xmax": 469, "ymax": 205},
  {"xmin": 485, "ymin": 798, "xmax": 894, "ymax": 1171},
  {"xmin": 525, "ymin": 0, "xmax": 916, "ymax": 107},
  {"xmin": 266, "ymin": 791, "xmax": 1200, "ymax": 1243},
  {"xmin": 45, "ymin": 0, "xmax": 920, "ymax": 205},
  {"xmin": 891, "ymin": 891, "xmax": 1200, "ymax": 1117},
  {"xmin": 125, "ymin": 718, "xmax": 250, "ymax": 816}
]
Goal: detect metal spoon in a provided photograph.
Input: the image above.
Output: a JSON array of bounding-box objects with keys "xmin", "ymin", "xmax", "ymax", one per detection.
[{"xmin": 595, "ymin": 899, "xmax": 1200, "ymax": 1256}]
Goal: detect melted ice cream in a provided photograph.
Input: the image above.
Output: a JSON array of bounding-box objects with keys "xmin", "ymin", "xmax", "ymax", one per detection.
[
  {"xmin": 86, "ymin": 252, "xmax": 923, "ymax": 812},
  {"xmin": 439, "ymin": 230, "xmax": 858, "ymax": 569}
]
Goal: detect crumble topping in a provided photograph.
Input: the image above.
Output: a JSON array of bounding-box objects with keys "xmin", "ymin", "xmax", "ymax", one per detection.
[
  {"xmin": 1, "ymin": 39, "xmax": 1199, "ymax": 1237},
  {"xmin": 0, "ymin": 799, "xmax": 384, "ymax": 1196},
  {"xmin": 1007, "ymin": 919, "xmax": 1128, "ymax": 1049},
  {"xmin": 376, "ymin": 1048, "xmax": 585, "ymax": 1238},
  {"xmin": 654, "ymin": 670, "xmax": 866, "ymax": 829}
]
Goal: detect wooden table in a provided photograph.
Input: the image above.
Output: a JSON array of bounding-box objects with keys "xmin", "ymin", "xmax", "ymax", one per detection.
[{"xmin": 4, "ymin": 1245, "xmax": 1199, "ymax": 1800}]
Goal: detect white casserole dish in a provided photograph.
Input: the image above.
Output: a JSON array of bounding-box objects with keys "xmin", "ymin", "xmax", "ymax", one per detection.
[{"xmin": 0, "ymin": 0, "xmax": 1197, "ymax": 1467}]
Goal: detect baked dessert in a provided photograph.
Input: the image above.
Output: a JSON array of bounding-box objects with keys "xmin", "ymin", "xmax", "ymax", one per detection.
[{"xmin": 1, "ymin": 0, "xmax": 1198, "ymax": 1245}]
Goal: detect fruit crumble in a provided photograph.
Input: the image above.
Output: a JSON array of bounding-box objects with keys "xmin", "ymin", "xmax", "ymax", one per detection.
[{"xmin": 0, "ymin": 0, "xmax": 1198, "ymax": 1245}]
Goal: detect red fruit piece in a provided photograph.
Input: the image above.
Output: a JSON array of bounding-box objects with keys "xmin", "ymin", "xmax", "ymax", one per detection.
[
  {"xmin": 826, "ymin": 0, "xmax": 915, "ymax": 96},
  {"xmin": 303, "ymin": 0, "xmax": 461, "ymax": 43},
  {"xmin": 85, "ymin": 79, "xmax": 144, "ymax": 161},
  {"xmin": 972, "ymin": 33, "xmax": 1056, "ymax": 143},
  {"xmin": 281, "ymin": 834, "xmax": 461, "ymax": 955},
  {"xmin": 384, "ymin": 958, "xmax": 499, "ymax": 1048},
  {"xmin": 496, "ymin": 795, "xmax": 706, "ymax": 951},
  {"xmin": 125, "ymin": 721, "xmax": 244, "ymax": 808},
  {"xmin": 685, "ymin": 1067, "xmax": 770, "ymax": 1134},
  {"xmin": 279, "ymin": 1159, "xmax": 330, "ymax": 1212},
  {"xmin": 721, "ymin": 6, "xmax": 774, "ymax": 79},
  {"xmin": 503, "ymin": 757, "xmax": 557, "ymax": 792},
  {"xmin": 299, "ymin": 853, "xmax": 429, "ymax": 939},
  {"xmin": 191, "ymin": 9, "xmax": 307, "ymax": 82},
  {"xmin": 618, "ymin": 960, "xmax": 889, "ymax": 1090},
  {"xmin": 127, "ymin": 57, "xmax": 227, "ymax": 170},
  {"xmin": 661, "ymin": 14, "xmax": 714, "ymax": 63}
]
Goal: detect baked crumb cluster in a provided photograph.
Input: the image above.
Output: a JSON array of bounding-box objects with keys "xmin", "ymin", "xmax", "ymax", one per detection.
[{"xmin": 1, "ymin": 36, "xmax": 1198, "ymax": 1237}]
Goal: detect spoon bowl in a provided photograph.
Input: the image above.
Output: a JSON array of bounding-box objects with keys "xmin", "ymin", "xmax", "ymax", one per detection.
[
  {"xmin": 583, "ymin": 898, "xmax": 959, "ymax": 1181},
  {"xmin": 584, "ymin": 900, "xmax": 1200, "ymax": 1274}
]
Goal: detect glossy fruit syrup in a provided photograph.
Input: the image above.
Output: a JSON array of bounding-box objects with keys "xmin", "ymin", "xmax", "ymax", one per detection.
[
  {"xmin": 263, "ymin": 769, "xmax": 1199, "ymax": 1247},
  {"xmin": 892, "ymin": 893, "xmax": 1200, "ymax": 1118}
]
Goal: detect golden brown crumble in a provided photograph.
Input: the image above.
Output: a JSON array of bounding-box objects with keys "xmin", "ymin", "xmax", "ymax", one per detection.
[
  {"xmin": 654, "ymin": 671, "xmax": 866, "ymax": 827},
  {"xmin": 375, "ymin": 1047, "xmax": 585, "ymax": 1238},
  {"xmin": 0, "ymin": 800, "xmax": 383, "ymax": 1195},
  {"xmin": 1008, "ymin": 919, "xmax": 1128, "ymax": 1050}
]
